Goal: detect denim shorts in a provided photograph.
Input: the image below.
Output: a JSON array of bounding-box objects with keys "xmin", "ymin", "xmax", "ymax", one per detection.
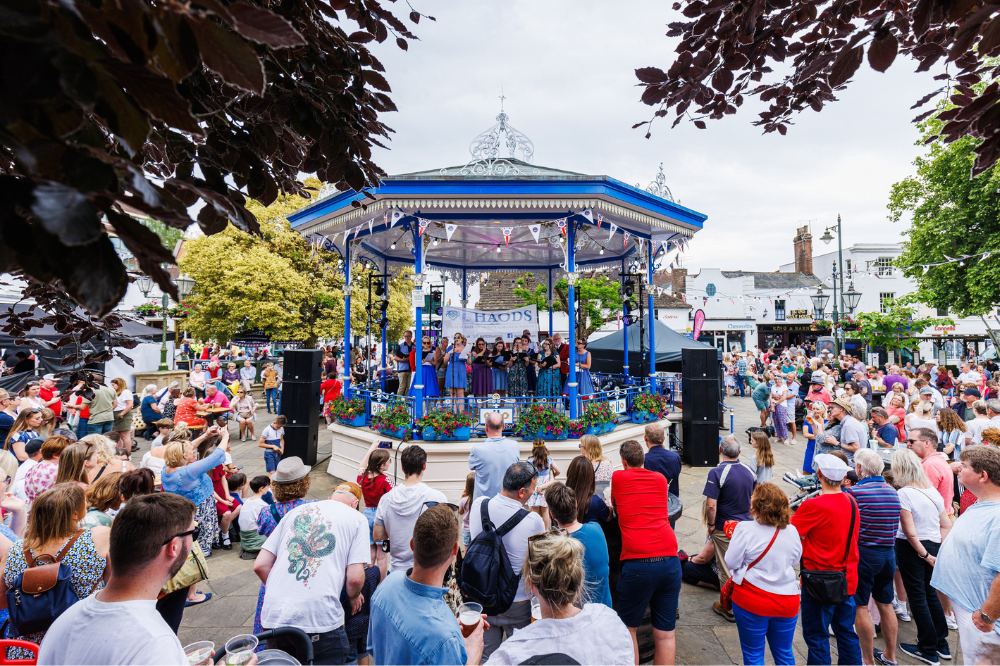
[
  {"xmin": 364, "ymin": 505, "xmax": 380, "ymax": 545},
  {"xmin": 854, "ymin": 545, "xmax": 896, "ymax": 606},
  {"xmin": 264, "ymin": 448, "xmax": 281, "ymax": 473},
  {"xmin": 616, "ymin": 557, "xmax": 681, "ymax": 632}
]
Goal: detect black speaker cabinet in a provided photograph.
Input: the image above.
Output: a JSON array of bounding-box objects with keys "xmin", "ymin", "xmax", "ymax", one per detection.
[
  {"xmin": 682, "ymin": 378, "xmax": 722, "ymax": 422},
  {"xmin": 282, "ymin": 349, "xmax": 322, "ymax": 382},
  {"xmin": 280, "ymin": 382, "xmax": 321, "ymax": 429},
  {"xmin": 282, "ymin": 423, "xmax": 318, "ymax": 466},
  {"xmin": 682, "ymin": 347, "xmax": 719, "ymax": 379},
  {"xmin": 682, "ymin": 420, "xmax": 720, "ymax": 467}
]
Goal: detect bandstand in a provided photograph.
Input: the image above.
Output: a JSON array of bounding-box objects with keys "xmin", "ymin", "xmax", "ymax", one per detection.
[{"xmin": 288, "ymin": 108, "xmax": 708, "ymax": 499}]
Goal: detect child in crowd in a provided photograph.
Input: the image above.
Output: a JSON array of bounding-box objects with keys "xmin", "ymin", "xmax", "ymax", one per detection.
[
  {"xmin": 457, "ymin": 472, "xmax": 474, "ymax": 553},
  {"xmin": 357, "ymin": 441, "xmax": 394, "ymax": 570},
  {"xmin": 212, "ymin": 469, "xmax": 243, "ymax": 550},
  {"xmin": 748, "ymin": 430, "xmax": 775, "ymax": 484},
  {"xmin": 526, "ymin": 438, "xmax": 559, "ymax": 531},
  {"xmin": 258, "ymin": 415, "xmax": 286, "ymax": 475},
  {"xmin": 238, "ymin": 475, "xmax": 271, "ymax": 557}
]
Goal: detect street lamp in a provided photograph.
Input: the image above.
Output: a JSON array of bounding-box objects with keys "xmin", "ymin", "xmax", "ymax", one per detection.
[
  {"xmin": 844, "ymin": 282, "xmax": 862, "ymax": 313},
  {"xmin": 820, "ymin": 214, "xmax": 847, "ymax": 355},
  {"xmin": 137, "ymin": 275, "xmax": 176, "ymax": 372},
  {"xmin": 810, "ymin": 288, "xmax": 830, "ymax": 321}
]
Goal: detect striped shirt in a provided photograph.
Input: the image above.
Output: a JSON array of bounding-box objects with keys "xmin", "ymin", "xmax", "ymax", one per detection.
[{"xmin": 847, "ymin": 476, "xmax": 901, "ymax": 548}]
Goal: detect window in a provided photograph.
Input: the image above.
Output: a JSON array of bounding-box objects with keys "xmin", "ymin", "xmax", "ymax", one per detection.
[
  {"xmin": 706, "ymin": 283, "xmax": 716, "ymax": 296},
  {"xmin": 880, "ymin": 292, "xmax": 895, "ymax": 313},
  {"xmin": 875, "ymin": 256, "xmax": 894, "ymax": 276},
  {"xmin": 937, "ymin": 307, "xmax": 949, "ymax": 317},
  {"xmin": 774, "ymin": 300, "xmax": 786, "ymax": 321}
]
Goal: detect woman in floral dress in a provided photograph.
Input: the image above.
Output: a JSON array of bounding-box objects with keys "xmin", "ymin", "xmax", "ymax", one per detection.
[
  {"xmin": 535, "ymin": 339, "xmax": 562, "ymax": 397},
  {"xmin": 507, "ymin": 338, "xmax": 528, "ymax": 398}
]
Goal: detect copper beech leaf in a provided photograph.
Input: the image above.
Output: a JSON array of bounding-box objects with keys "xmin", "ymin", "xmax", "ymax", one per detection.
[
  {"xmin": 227, "ymin": 4, "xmax": 306, "ymax": 49},
  {"xmin": 867, "ymin": 32, "xmax": 898, "ymax": 72},
  {"xmin": 189, "ymin": 16, "xmax": 264, "ymax": 94}
]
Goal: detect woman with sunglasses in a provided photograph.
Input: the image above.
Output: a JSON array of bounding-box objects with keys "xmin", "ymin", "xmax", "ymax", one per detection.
[
  {"xmin": 4, "ymin": 408, "xmax": 43, "ymax": 462},
  {"xmin": 0, "ymin": 483, "xmax": 110, "ymax": 660},
  {"xmin": 483, "ymin": 531, "xmax": 632, "ymax": 665}
]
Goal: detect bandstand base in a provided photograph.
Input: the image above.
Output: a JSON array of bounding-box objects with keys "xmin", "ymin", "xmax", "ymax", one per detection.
[{"xmin": 325, "ymin": 414, "xmax": 682, "ymax": 502}]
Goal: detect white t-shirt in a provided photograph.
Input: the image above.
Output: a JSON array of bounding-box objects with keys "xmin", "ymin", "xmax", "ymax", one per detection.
[
  {"xmin": 967, "ymin": 417, "xmax": 992, "ymax": 445},
  {"xmin": 115, "ymin": 390, "xmax": 133, "ymax": 412},
  {"xmin": 262, "ymin": 425, "xmax": 284, "ymax": 442},
  {"xmin": 37, "ymin": 595, "xmax": 186, "ymax": 665},
  {"xmin": 140, "ymin": 451, "xmax": 165, "ymax": 477},
  {"xmin": 897, "ymin": 486, "xmax": 945, "ymax": 542},
  {"xmin": 958, "ymin": 371, "xmax": 982, "ymax": 385},
  {"xmin": 470, "ymin": 494, "xmax": 546, "ymax": 603},
  {"xmin": 770, "ymin": 385, "xmax": 788, "ymax": 405},
  {"xmin": 260, "ymin": 499, "xmax": 369, "ymax": 633},
  {"xmin": 238, "ymin": 496, "xmax": 267, "ymax": 532},
  {"xmin": 11, "ymin": 457, "xmax": 37, "ymax": 503}
]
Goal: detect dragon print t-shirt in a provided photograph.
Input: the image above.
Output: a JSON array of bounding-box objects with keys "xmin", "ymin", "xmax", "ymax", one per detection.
[{"xmin": 260, "ymin": 499, "xmax": 370, "ymax": 633}]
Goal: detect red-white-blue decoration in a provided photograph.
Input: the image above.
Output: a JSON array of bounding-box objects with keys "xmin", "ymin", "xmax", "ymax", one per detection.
[
  {"xmin": 529, "ymin": 224, "xmax": 541, "ymax": 243},
  {"xmin": 418, "ymin": 219, "xmax": 429, "ymax": 236},
  {"xmin": 556, "ymin": 219, "xmax": 567, "ymax": 236},
  {"xmin": 623, "ymin": 231, "xmax": 630, "ymax": 249},
  {"xmin": 501, "ymin": 227, "xmax": 513, "ymax": 245}
]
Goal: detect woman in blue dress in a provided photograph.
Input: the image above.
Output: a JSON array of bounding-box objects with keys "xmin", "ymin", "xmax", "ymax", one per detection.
[
  {"xmin": 535, "ymin": 339, "xmax": 561, "ymax": 397},
  {"xmin": 444, "ymin": 333, "xmax": 468, "ymax": 410},
  {"xmin": 574, "ymin": 339, "xmax": 595, "ymax": 397},
  {"xmin": 409, "ymin": 336, "xmax": 441, "ymax": 399},
  {"xmin": 491, "ymin": 340, "xmax": 510, "ymax": 397}
]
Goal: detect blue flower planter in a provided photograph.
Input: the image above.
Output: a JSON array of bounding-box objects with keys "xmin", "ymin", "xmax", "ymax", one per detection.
[
  {"xmin": 423, "ymin": 426, "xmax": 472, "ymax": 442},
  {"xmin": 553, "ymin": 430, "xmax": 568, "ymax": 440},
  {"xmin": 379, "ymin": 425, "xmax": 410, "ymax": 440},
  {"xmin": 631, "ymin": 411, "xmax": 652, "ymax": 424},
  {"xmin": 584, "ymin": 426, "xmax": 601, "ymax": 436},
  {"xmin": 603, "ymin": 421, "xmax": 617, "ymax": 434},
  {"xmin": 339, "ymin": 415, "xmax": 366, "ymax": 428}
]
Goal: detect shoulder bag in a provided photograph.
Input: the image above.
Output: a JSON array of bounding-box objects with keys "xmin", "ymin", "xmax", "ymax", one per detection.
[
  {"xmin": 800, "ymin": 494, "xmax": 857, "ymax": 605},
  {"xmin": 160, "ymin": 541, "xmax": 209, "ymax": 597},
  {"xmin": 720, "ymin": 526, "xmax": 780, "ymax": 611}
]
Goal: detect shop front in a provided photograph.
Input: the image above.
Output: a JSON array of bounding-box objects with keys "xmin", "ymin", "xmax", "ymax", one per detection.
[
  {"xmin": 758, "ymin": 323, "xmax": 830, "ymax": 351},
  {"xmin": 696, "ymin": 321, "xmax": 756, "ymax": 353}
]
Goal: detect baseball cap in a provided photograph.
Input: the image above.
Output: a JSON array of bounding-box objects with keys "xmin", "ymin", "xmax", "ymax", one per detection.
[
  {"xmin": 42, "ymin": 374, "xmax": 56, "ymax": 381},
  {"xmin": 813, "ymin": 453, "xmax": 850, "ymax": 481},
  {"xmin": 919, "ymin": 387, "xmax": 934, "ymax": 395},
  {"xmin": 831, "ymin": 397, "xmax": 853, "ymax": 412},
  {"xmin": 24, "ymin": 438, "xmax": 44, "ymax": 456},
  {"xmin": 963, "ymin": 387, "xmax": 982, "ymax": 398}
]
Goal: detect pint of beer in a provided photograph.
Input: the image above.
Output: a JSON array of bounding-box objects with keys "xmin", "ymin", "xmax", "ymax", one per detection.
[{"xmin": 458, "ymin": 602, "xmax": 483, "ymax": 638}]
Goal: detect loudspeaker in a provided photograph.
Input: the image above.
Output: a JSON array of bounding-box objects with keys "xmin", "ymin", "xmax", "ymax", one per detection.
[
  {"xmin": 280, "ymin": 382, "xmax": 321, "ymax": 429},
  {"xmin": 682, "ymin": 420, "xmax": 720, "ymax": 467},
  {"xmin": 682, "ymin": 348, "xmax": 719, "ymax": 379},
  {"xmin": 682, "ymin": 378, "xmax": 722, "ymax": 422},
  {"xmin": 282, "ymin": 423, "xmax": 318, "ymax": 466},
  {"xmin": 282, "ymin": 349, "xmax": 322, "ymax": 382}
]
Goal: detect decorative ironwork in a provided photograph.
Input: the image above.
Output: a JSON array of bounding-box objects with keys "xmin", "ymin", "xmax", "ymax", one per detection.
[
  {"xmin": 441, "ymin": 105, "xmax": 540, "ymax": 177},
  {"xmin": 645, "ymin": 163, "xmax": 675, "ymax": 202}
]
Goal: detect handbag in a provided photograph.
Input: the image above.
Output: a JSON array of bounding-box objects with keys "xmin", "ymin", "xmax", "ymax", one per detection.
[
  {"xmin": 800, "ymin": 494, "xmax": 857, "ymax": 605},
  {"xmin": 720, "ymin": 526, "xmax": 780, "ymax": 612},
  {"xmin": 159, "ymin": 541, "xmax": 209, "ymax": 597}
]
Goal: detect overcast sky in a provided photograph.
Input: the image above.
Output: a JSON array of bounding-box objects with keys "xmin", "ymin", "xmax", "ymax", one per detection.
[{"xmin": 363, "ymin": 1, "xmax": 938, "ymax": 274}]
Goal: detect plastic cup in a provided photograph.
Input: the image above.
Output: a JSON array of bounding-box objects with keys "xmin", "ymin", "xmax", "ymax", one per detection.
[
  {"xmin": 458, "ymin": 602, "xmax": 483, "ymax": 638},
  {"xmin": 225, "ymin": 634, "xmax": 258, "ymax": 665},
  {"xmin": 183, "ymin": 641, "xmax": 214, "ymax": 666},
  {"xmin": 530, "ymin": 597, "xmax": 542, "ymax": 623}
]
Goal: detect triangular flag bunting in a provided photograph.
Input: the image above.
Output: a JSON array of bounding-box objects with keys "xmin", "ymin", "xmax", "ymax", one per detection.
[
  {"xmin": 445, "ymin": 223, "xmax": 458, "ymax": 241},
  {"xmin": 556, "ymin": 219, "xmax": 567, "ymax": 236},
  {"xmin": 417, "ymin": 219, "xmax": 429, "ymax": 236},
  {"xmin": 390, "ymin": 210, "xmax": 402, "ymax": 228},
  {"xmin": 501, "ymin": 227, "xmax": 513, "ymax": 245},
  {"xmin": 529, "ymin": 224, "xmax": 541, "ymax": 243},
  {"xmin": 596, "ymin": 213, "xmax": 603, "ymax": 228},
  {"xmin": 581, "ymin": 209, "xmax": 592, "ymax": 223},
  {"xmin": 623, "ymin": 231, "xmax": 630, "ymax": 249},
  {"xmin": 608, "ymin": 224, "xmax": 618, "ymax": 241},
  {"xmin": 367, "ymin": 218, "xmax": 373, "ymax": 235},
  {"xmin": 353, "ymin": 225, "xmax": 361, "ymax": 239}
]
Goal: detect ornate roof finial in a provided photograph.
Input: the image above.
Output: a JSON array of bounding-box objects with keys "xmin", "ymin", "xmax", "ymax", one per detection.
[
  {"xmin": 645, "ymin": 163, "xmax": 675, "ymax": 202},
  {"xmin": 442, "ymin": 99, "xmax": 538, "ymax": 177}
]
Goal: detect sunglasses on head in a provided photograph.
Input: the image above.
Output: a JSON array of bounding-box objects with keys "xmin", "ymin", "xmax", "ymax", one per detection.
[{"xmin": 423, "ymin": 501, "xmax": 459, "ymax": 512}]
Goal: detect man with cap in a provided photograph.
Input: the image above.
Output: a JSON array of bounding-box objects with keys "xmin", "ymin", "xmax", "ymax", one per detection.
[
  {"xmin": 255, "ymin": 466, "xmax": 369, "ymax": 664},
  {"xmin": 825, "ymin": 397, "xmax": 866, "ymax": 465},
  {"xmin": 806, "ymin": 374, "xmax": 832, "ymax": 405},
  {"xmin": 38, "ymin": 374, "xmax": 61, "ymax": 420},
  {"xmin": 953, "ymin": 387, "xmax": 980, "ymax": 421},
  {"xmin": 791, "ymin": 453, "xmax": 863, "ymax": 666},
  {"xmin": 11, "ymin": 437, "xmax": 43, "ymax": 503},
  {"xmin": 917, "ymin": 386, "xmax": 940, "ymax": 417},
  {"xmin": 913, "ymin": 379, "xmax": 943, "ymax": 411}
]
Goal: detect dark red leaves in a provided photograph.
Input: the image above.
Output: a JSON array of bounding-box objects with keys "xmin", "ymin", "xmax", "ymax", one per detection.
[
  {"xmin": 362, "ymin": 69, "xmax": 392, "ymax": 92},
  {"xmin": 693, "ymin": 120, "xmax": 706, "ymax": 129},
  {"xmin": 711, "ymin": 67, "xmax": 733, "ymax": 92},
  {"xmin": 227, "ymin": 4, "xmax": 306, "ymax": 49},
  {"xmin": 636, "ymin": 67, "xmax": 669, "ymax": 84},
  {"xmin": 189, "ymin": 17, "xmax": 265, "ymax": 93},
  {"xmin": 868, "ymin": 32, "xmax": 898, "ymax": 72},
  {"xmin": 829, "ymin": 45, "xmax": 864, "ymax": 87},
  {"xmin": 396, "ymin": 37, "xmax": 408, "ymax": 50}
]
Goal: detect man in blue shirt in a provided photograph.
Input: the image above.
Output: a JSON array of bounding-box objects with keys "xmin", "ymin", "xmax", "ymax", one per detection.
[
  {"xmin": 869, "ymin": 407, "xmax": 898, "ymax": 448},
  {"xmin": 735, "ymin": 354, "xmax": 747, "ymax": 397},
  {"xmin": 368, "ymin": 504, "xmax": 484, "ymax": 665},
  {"xmin": 468, "ymin": 412, "xmax": 520, "ymax": 502},
  {"xmin": 847, "ymin": 449, "xmax": 901, "ymax": 666},
  {"xmin": 643, "ymin": 423, "xmax": 681, "ymax": 496}
]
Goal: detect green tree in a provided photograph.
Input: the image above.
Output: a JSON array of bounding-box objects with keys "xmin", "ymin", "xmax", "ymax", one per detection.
[
  {"xmin": 513, "ymin": 272, "xmax": 622, "ymax": 339},
  {"xmin": 854, "ymin": 300, "xmax": 950, "ymax": 359},
  {"xmin": 142, "ymin": 219, "xmax": 185, "ymax": 251},
  {"xmin": 350, "ymin": 265, "xmax": 414, "ymax": 343}
]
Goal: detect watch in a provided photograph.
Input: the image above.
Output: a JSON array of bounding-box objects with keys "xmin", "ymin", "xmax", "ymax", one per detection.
[{"xmin": 980, "ymin": 609, "xmax": 997, "ymax": 624}]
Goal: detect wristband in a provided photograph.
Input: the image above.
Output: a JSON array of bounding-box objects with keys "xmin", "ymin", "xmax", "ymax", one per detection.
[{"xmin": 919, "ymin": 551, "xmax": 930, "ymax": 559}]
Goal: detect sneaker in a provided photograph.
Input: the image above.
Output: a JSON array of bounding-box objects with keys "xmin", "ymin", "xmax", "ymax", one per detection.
[
  {"xmin": 937, "ymin": 645, "xmax": 951, "ymax": 661},
  {"xmin": 873, "ymin": 648, "xmax": 897, "ymax": 666},
  {"xmin": 712, "ymin": 601, "xmax": 735, "ymax": 623},
  {"xmin": 899, "ymin": 643, "xmax": 940, "ymax": 666},
  {"xmin": 945, "ymin": 612, "xmax": 958, "ymax": 630},
  {"xmin": 893, "ymin": 599, "xmax": 911, "ymax": 622}
]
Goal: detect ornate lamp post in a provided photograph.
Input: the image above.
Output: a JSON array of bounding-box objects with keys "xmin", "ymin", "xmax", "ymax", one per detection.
[
  {"xmin": 821, "ymin": 215, "xmax": 848, "ymax": 355},
  {"xmin": 810, "ymin": 287, "xmax": 830, "ymax": 322},
  {"xmin": 138, "ymin": 275, "xmax": 194, "ymax": 371}
]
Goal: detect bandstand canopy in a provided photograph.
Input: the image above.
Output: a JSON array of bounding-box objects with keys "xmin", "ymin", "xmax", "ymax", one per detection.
[{"xmin": 288, "ymin": 109, "xmax": 708, "ymax": 275}]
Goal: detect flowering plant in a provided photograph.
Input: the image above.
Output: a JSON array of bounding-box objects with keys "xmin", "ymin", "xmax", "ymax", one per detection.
[
  {"xmin": 632, "ymin": 392, "xmax": 670, "ymax": 418},
  {"xmin": 328, "ymin": 397, "xmax": 364, "ymax": 421},
  {"xmin": 514, "ymin": 404, "xmax": 569, "ymax": 437},
  {"xmin": 369, "ymin": 402, "xmax": 412, "ymax": 431},
  {"xmin": 581, "ymin": 401, "xmax": 616, "ymax": 428},
  {"xmin": 568, "ymin": 420, "xmax": 587, "ymax": 438},
  {"xmin": 134, "ymin": 301, "xmax": 162, "ymax": 317},
  {"xmin": 169, "ymin": 301, "xmax": 193, "ymax": 318},
  {"xmin": 415, "ymin": 410, "xmax": 475, "ymax": 437}
]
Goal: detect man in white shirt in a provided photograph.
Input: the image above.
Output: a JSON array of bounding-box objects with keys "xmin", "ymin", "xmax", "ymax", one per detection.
[
  {"xmin": 37, "ymin": 493, "xmax": 198, "ymax": 665},
  {"xmin": 254, "ymin": 494, "xmax": 369, "ymax": 663},
  {"xmin": 958, "ymin": 362, "xmax": 983, "ymax": 385},
  {"xmin": 374, "ymin": 445, "xmax": 447, "ymax": 573},
  {"xmin": 469, "ymin": 460, "xmax": 546, "ymax": 661},
  {"xmin": 987, "ymin": 399, "xmax": 1000, "ymax": 428}
]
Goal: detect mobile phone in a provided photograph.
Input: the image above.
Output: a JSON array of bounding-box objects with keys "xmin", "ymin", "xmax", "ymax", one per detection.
[{"xmin": 378, "ymin": 441, "xmax": 393, "ymax": 449}]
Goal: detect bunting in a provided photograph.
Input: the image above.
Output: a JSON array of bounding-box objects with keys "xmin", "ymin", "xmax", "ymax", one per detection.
[
  {"xmin": 556, "ymin": 219, "xmax": 567, "ymax": 236},
  {"xmin": 390, "ymin": 210, "xmax": 402, "ymax": 228},
  {"xmin": 417, "ymin": 219, "xmax": 429, "ymax": 236},
  {"xmin": 445, "ymin": 223, "xmax": 458, "ymax": 242},
  {"xmin": 529, "ymin": 224, "xmax": 541, "ymax": 243},
  {"xmin": 501, "ymin": 227, "xmax": 513, "ymax": 245},
  {"xmin": 623, "ymin": 231, "xmax": 630, "ymax": 249},
  {"xmin": 596, "ymin": 213, "xmax": 604, "ymax": 228},
  {"xmin": 608, "ymin": 224, "xmax": 618, "ymax": 241}
]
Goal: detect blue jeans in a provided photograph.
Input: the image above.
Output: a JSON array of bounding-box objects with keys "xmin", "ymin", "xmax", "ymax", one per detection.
[
  {"xmin": 76, "ymin": 418, "xmax": 88, "ymax": 439},
  {"xmin": 88, "ymin": 421, "xmax": 113, "ymax": 436},
  {"xmin": 732, "ymin": 602, "xmax": 797, "ymax": 665},
  {"xmin": 735, "ymin": 374, "xmax": 746, "ymax": 397},
  {"xmin": 800, "ymin": 593, "xmax": 863, "ymax": 665},
  {"xmin": 265, "ymin": 388, "xmax": 278, "ymax": 411}
]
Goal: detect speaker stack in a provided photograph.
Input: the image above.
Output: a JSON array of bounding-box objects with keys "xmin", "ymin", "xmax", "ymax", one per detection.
[
  {"xmin": 681, "ymin": 348, "xmax": 721, "ymax": 467},
  {"xmin": 279, "ymin": 349, "xmax": 322, "ymax": 465}
]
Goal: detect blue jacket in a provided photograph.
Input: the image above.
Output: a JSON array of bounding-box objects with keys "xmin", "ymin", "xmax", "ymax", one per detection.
[{"xmin": 368, "ymin": 570, "xmax": 466, "ymax": 665}]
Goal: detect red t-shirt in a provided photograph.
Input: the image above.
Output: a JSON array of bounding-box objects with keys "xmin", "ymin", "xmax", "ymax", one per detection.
[
  {"xmin": 921, "ymin": 452, "xmax": 955, "ymax": 515},
  {"xmin": 357, "ymin": 472, "xmax": 394, "ymax": 509},
  {"xmin": 733, "ymin": 580, "xmax": 799, "ymax": 618},
  {"xmin": 610, "ymin": 468, "xmax": 677, "ymax": 561},
  {"xmin": 321, "ymin": 379, "xmax": 342, "ymax": 404},
  {"xmin": 39, "ymin": 387, "xmax": 61, "ymax": 417},
  {"xmin": 790, "ymin": 492, "xmax": 860, "ymax": 594}
]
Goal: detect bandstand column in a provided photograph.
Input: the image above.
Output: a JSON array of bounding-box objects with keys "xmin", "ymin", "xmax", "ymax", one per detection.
[
  {"xmin": 567, "ymin": 223, "xmax": 578, "ymax": 419},
  {"xmin": 412, "ymin": 230, "xmax": 424, "ymax": 419},
  {"xmin": 381, "ymin": 258, "xmax": 388, "ymax": 393},
  {"xmin": 547, "ymin": 269, "xmax": 554, "ymax": 336},
  {"xmin": 343, "ymin": 243, "xmax": 352, "ymax": 398},
  {"xmin": 647, "ymin": 243, "xmax": 657, "ymax": 391},
  {"xmin": 461, "ymin": 269, "xmax": 468, "ymax": 308},
  {"xmin": 622, "ymin": 259, "xmax": 629, "ymax": 380}
]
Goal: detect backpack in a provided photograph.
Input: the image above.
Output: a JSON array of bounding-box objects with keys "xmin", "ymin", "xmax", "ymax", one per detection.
[
  {"xmin": 460, "ymin": 499, "xmax": 528, "ymax": 616},
  {"xmin": 6, "ymin": 530, "xmax": 94, "ymax": 636}
]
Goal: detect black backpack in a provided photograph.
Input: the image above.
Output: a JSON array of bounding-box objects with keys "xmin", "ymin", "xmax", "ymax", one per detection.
[{"xmin": 460, "ymin": 499, "xmax": 528, "ymax": 616}]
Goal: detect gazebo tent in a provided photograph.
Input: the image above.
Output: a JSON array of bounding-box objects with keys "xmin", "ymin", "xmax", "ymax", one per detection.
[{"xmin": 588, "ymin": 317, "xmax": 716, "ymax": 376}]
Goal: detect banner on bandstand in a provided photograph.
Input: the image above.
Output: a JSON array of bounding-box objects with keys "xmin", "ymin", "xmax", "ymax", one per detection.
[{"xmin": 441, "ymin": 305, "xmax": 539, "ymax": 344}]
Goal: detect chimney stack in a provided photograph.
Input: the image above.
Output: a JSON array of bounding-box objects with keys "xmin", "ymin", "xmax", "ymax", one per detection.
[
  {"xmin": 793, "ymin": 226, "xmax": 813, "ymax": 275},
  {"xmin": 671, "ymin": 267, "xmax": 687, "ymax": 297}
]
